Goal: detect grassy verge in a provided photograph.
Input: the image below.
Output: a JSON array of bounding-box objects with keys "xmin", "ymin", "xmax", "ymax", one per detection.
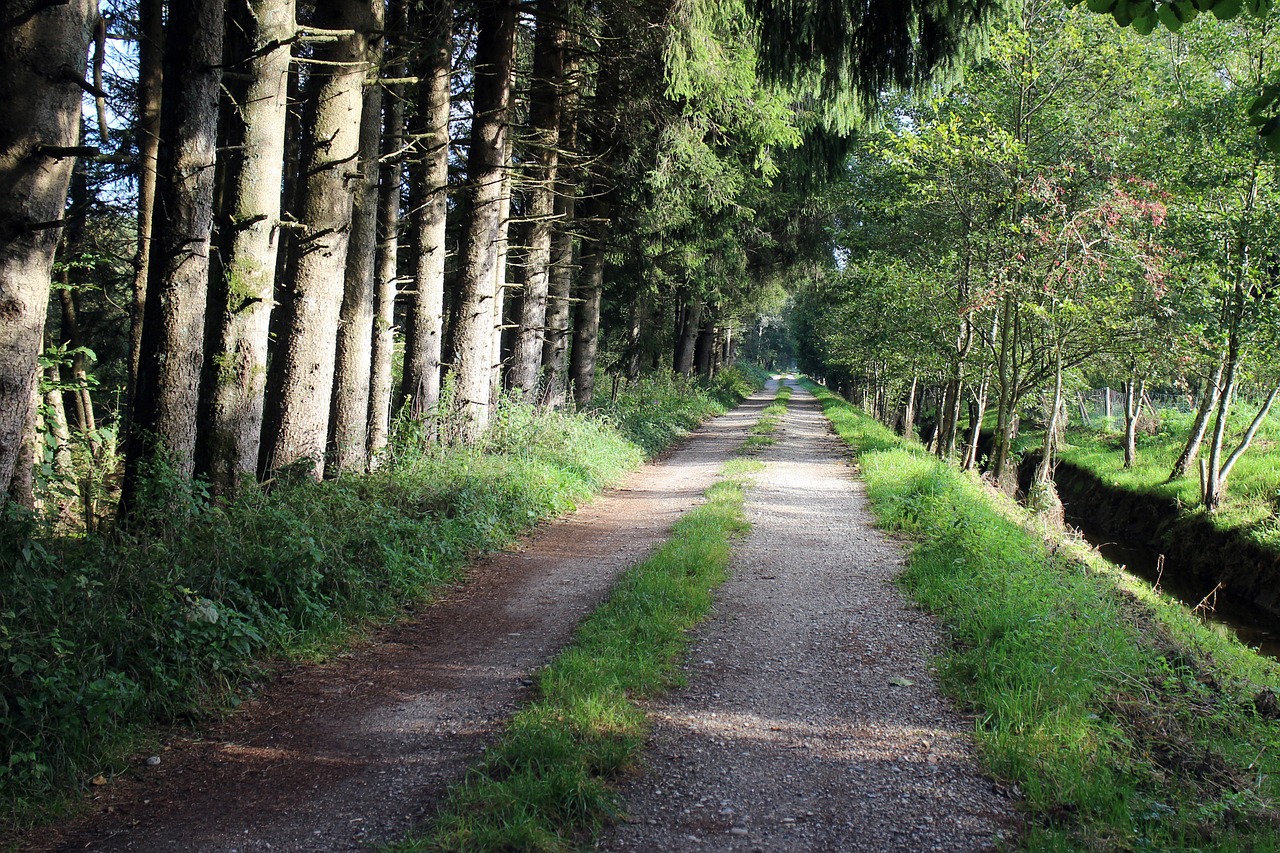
[
  {"xmin": 0, "ymin": 371, "xmax": 760, "ymax": 833},
  {"xmin": 808, "ymin": 381, "xmax": 1280, "ymax": 852},
  {"xmin": 387, "ymin": 454, "xmax": 763, "ymax": 852}
]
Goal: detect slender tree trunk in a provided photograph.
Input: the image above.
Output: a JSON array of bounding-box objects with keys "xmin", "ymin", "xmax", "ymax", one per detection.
[
  {"xmin": 123, "ymin": 0, "xmax": 225, "ymax": 508},
  {"xmin": 963, "ymin": 372, "xmax": 990, "ymax": 471},
  {"xmin": 901, "ymin": 375, "xmax": 918, "ymax": 439},
  {"xmin": 400, "ymin": 0, "xmax": 453, "ymax": 421},
  {"xmin": 570, "ymin": 216, "xmax": 605, "ymax": 407},
  {"xmin": 330, "ymin": 0, "xmax": 386, "ymax": 474},
  {"xmin": 674, "ymin": 291, "xmax": 701, "ymax": 376},
  {"xmin": 991, "ymin": 294, "xmax": 1018, "ymax": 490},
  {"xmin": 1123, "ymin": 375, "xmax": 1145, "ymax": 469},
  {"xmin": 539, "ymin": 44, "xmax": 580, "ymax": 411},
  {"xmin": 56, "ymin": 285, "xmax": 97, "ymax": 440},
  {"xmin": 0, "ymin": 0, "xmax": 98, "ymax": 501},
  {"xmin": 451, "ymin": 0, "xmax": 518, "ymax": 437},
  {"xmin": 127, "ymin": 0, "xmax": 163, "ymax": 420},
  {"xmin": 489, "ymin": 96, "xmax": 516, "ymax": 404},
  {"xmin": 510, "ymin": 0, "xmax": 567, "ymax": 396},
  {"xmin": 1169, "ymin": 359, "xmax": 1224, "ymax": 481},
  {"xmin": 203, "ymin": 0, "xmax": 295, "ymax": 493},
  {"xmin": 369, "ymin": 0, "xmax": 409, "ymax": 461},
  {"xmin": 626, "ymin": 292, "xmax": 649, "ymax": 380},
  {"xmin": 1033, "ymin": 349, "xmax": 1064, "ymax": 489},
  {"xmin": 260, "ymin": 0, "xmax": 369, "ymax": 478}
]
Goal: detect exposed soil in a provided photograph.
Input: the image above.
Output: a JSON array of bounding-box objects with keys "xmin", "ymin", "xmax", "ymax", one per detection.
[
  {"xmin": 597, "ymin": 383, "xmax": 1018, "ymax": 852},
  {"xmin": 21, "ymin": 394, "xmax": 767, "ymax": 853},
  {"xmin": 22, "ymin": 382, "xmax": 1018, "ymax": 852}
]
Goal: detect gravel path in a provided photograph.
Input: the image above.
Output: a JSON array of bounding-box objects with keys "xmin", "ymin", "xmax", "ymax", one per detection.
[
  {"xmin": 597, "ymin": 381, "xmax": 1018, "ymax": 852},
  {"xmin": 29, "ymin": 392, "xmax": 770, "ymax": 853}
]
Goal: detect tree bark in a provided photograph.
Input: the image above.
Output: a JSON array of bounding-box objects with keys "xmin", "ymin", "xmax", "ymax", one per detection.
[
  {"xmin": 126, "ymin": 0, "xmax": 163, "ymax": 421},
  {"xmin": 451, "ymin": 0, "xmax": 518, "ymax": 439},
  {"xmin": 570, "ymin": 214, "xmax": 605, "ymax": 407},
  {"xmin": 123, "ymin": 0, "xmax": 225, "ymax": 508},
  {"xmin": 510, "ymin": 0, "xmax": 567, "ymax": 396},
  {"xmin": 203, "ymin": 0, "xmax": 295, "ymax": 493},
  {"xmin": 1169, "ymin": 359, "xmax": 1223, "ymax": 481},
  {"xmin": 260, "ymin": 0, "xmax": 369, "ymax": 478},
  {"xmin": 1122, "ymin": 375, "xmax": 1144, "ymax": 469},
  {"xmin": 329, "ymin": 0, "xmax": 385, "ymax": 475},
  {"xmin": 490, "ymin": 115, "xmax": 515, "ymax": 404},
  {"xmin": 369, "ymin": 0, "xmax": 409, "ymax": 462},
  {"xmin": 400, "ymin": 0, "xmax": 452, "ymax": 422},
  {"xmin": 674, "ymin": 291, "xmax": 702, "ymax": 377},
  {"xmin": 0, "ymin": 0, "xmax": 98, "ymax": 501}
]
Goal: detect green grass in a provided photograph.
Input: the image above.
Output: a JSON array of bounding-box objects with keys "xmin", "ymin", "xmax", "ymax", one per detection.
[
  {"xmin": 1050, "ymin": 408, "xmax": 1280, "ymax": 552},
  {"xmin": 807, "ymin": 380, "xmax": 1280, "ymax": 852},
  {"xmin": 385, "ymin": 458, "xmax": 762, "ymax": 852},
  {"xmin": 0, "ymin": 371, "xmax": 763, "ymax": 835},
  {"xmin": 742, "ymin": 380, "xmax": 791, "ymax": 453}
]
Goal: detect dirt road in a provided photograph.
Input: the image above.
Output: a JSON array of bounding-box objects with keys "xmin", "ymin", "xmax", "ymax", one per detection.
[
  {"xmin": 30, "ymin": 381, "xmax": 1016, "ymax": 852},
  {"xmin": 30, "ymin": 392, "xmax": 768, "ymax": 852},
  {"xmin": 597, "ymin": 382, "xmax": 1017, "ymax": 852}
]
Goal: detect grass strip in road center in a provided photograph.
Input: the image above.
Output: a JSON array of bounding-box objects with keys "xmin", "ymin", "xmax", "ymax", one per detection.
[
  {"xmin": 743, "ymin": 382, "xmax": 792, "ymax": 453},
  {"xmin": 806, "ymin": 380, "xmax": 1280, "ymax": 852},
  {"xmin": 386, "ymin": 450, "xmax": 765, "ymax": 852}
]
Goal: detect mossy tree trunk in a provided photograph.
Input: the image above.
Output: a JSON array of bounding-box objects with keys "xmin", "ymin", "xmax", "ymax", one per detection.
[
  {"xmin": 452, "ymin": 0, "xmax": 519, "ymax": 439},
  {"xmin": 123, "ymin": 0, "xmax": 225, "ymax": 509},
  {"xmin": 204, "ymin": 0, "xmax": 295, "ymax": 494},
  {"xmin": 260, "ymin": 0, "xmax": 369, "ymax": 478}
]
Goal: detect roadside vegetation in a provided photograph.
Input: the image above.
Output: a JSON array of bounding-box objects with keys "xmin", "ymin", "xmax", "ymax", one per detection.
[
  {"xmin": 742, "ymin": 381, "xmax": 792, "ymax": 453},
  {"xmin": 388, "ymin": 439, "xmax": 769, "ymax": 852},
  {"xmin": 811, "ymin": 383, "xmax": 1280, "ymax": 852},
  {"xmin": 0, "ymin": 368, "xmax": 761, "ymax": 831}
]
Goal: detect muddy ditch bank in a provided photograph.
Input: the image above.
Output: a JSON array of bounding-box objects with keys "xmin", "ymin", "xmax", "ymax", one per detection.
[{"xmin": 1026, "ymin": 456, "xmax": 1280, "ymax": 624}]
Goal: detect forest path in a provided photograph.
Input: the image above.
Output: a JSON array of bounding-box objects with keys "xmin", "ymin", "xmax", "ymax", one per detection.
[
  {"xmin": 31, "ymin": 387, "xmax": 773, "ymax": 853},
  {"xmin": 596, "ymin": 382, "xmax": 1018, "ymax": 852}
]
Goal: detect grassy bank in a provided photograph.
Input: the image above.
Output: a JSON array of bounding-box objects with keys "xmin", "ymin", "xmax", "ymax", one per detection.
[
  {"xmin": 810, "ymin": 383, "xmax": 1280, "ymax": 852},
  {"xmin": 0, "ymin": 369, "xmax": 760, "ymax": 831},
  {"xmin": 1048, "ymin": 408, "xmax": 1280, "ymax": 553}
]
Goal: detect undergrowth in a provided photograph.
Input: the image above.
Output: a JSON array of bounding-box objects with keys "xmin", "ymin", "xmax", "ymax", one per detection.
[
  {"xmin": 0, "ymin": 369, "xmax": 761, "ymax": 833},
  {"xmin": 808, "ymin": 381, "xmax": 1280, "ymax": 852},
  {"xmin": 386, "ymin": 452, "xmax": 764, "ymax": 852}
]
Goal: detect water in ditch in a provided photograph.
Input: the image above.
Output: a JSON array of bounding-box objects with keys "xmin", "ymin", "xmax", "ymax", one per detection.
[{"xmin": 1073, "ymin": 526, "xmax": 1280, "ymax": 661}]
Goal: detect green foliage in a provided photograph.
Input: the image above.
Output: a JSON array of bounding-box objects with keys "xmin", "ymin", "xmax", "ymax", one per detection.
[
  {"xmin": 811, "ymin": 382, "xmax": 1280, "ymax": 851},
  {"xmin": 388, "ymin": 461, "xmax": 757, "ymax": 852},
  {"xmin": 0, "ymin": 369, "xmax": 765, "ymax": 829}
]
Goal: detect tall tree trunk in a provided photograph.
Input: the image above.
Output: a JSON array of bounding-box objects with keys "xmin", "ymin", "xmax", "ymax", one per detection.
[
  {"xmin": 0, "ymin": 0, "xmax": 98, "ymax": 501},
  {"xmin": 990, "ymin": 293, "xmax": 1020, "ymax": 492},
  {"xmin": 330, "ymin": 0, "xmax": 386, "ymax": 475},
  {"xmin": 540, "ymin": 188, "xmax": 574, "ymax": 409},
  {"xmin": 1169, "ymin": 358, "xmax": 1223, "ymax": 481},
  {"xmin": 962, "ymin": 375, "xmax": 989, "ymax": 471},
  {"xmin": 693, "ymin": 312, "xmax": 715, "ymax": 377},
  {"xmin": 400, "ymin": 0, "xmax": 452, "ymax": 421},
  {"xmin": 510, "ymin": 0, "xmax": 567, "ymax": 396},
  {"xmin": 451, "ymin": 0, "xmax": 518, "ymax": 438},
  {"xmin": 369, "ymin": 0, "xmax": 409, "ymax": 461},
  {"xmin": 490, "ymin": 117, "xmax": 515, "ymax": 404},
  {"xmin": 570, "ymin": 216, "xmax": 605, "ymax": 407},
  {"xmin": 127, "ymin": 0, "xmax": 164, "ymax": 421},
  {"xmin": 260, "ymin": 0, "xmax": 369, "ymax": 478},
  {"xmin": 626, "ymin": 291, "xmax": 650, "ymax": 380},
  {"xmin": 123, "ymin": 0, "xmax": 225, "ymax": 508},
  {"xmin": 674, "ymin": 291, "xmax": 701, "ymax": 376},
  {"xmin": 204, "ymin": 0, "xmax": 295, "ymax": 493}
]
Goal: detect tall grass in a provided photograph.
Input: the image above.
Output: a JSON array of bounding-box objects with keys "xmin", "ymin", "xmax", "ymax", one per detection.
[
  {"xmin": 0, "ymin": 371, "xmax": 761, "ymax": 832},
  {"xmin": 811, "ymin": 382, "xmax": 1280, "ymax": 852}
]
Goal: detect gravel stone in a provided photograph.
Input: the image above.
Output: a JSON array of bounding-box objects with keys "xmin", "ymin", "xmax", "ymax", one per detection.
[{"xmin": 596, "ymin": 381, "xmax": 1019, "ymax": 852}]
